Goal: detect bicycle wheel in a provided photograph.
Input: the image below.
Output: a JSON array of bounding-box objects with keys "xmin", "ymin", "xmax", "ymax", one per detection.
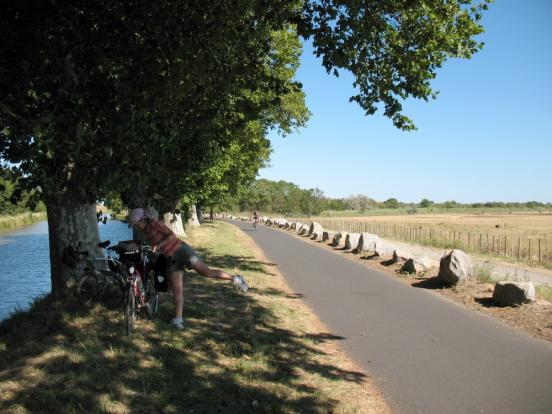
[
  {"xmin": 124, "ymin": 285, "xmax": 136, "ymax": 336},
  {"xmin": 77, "ymin": 274, "xmax": 100, "ymax": 304},
  {"xmin": 103, "ymin": 271, "xmax": 126, "ymax": 304}
]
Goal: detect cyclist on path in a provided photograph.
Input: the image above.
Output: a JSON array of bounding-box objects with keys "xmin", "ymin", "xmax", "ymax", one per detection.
[{"xmin": 128, "ymin": 208, "xmax": 249, "ymax": 329}]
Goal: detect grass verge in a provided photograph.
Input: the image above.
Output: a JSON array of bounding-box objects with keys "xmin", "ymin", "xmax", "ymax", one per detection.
[
  {"xmin": 0, "ymin": 221, "xmax": 388, "ymax": 413},
  {"xmin": 0, "ymin": 212, "xmax": 47, "ymax": 234},
  {"xmin": 536, "ymin": 285, "xmax": 552, "ymax": 302}
]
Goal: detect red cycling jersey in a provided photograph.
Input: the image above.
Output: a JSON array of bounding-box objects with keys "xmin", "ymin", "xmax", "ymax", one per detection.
[{"xmin": 144, "ymin": 219, "xmax": 181, "ymax": 257}]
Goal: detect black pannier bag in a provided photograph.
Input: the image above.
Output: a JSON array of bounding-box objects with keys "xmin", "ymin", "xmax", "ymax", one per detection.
[
  {"xmin": 117, "ymin": 240, "xmax": 141, "ymax": 263},
  {"xmin": 153, "ymin": 254, "xmax": 168, "ymax": 292}
]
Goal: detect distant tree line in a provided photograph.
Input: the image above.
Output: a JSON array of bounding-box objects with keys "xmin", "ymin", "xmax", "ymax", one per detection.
[{"xmin": 216, "ymin": 179, "xmax": 551, "ymax": 216}]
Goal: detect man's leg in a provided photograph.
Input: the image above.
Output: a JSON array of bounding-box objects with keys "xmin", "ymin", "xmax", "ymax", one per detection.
[
  {"xmin": 168, "ymin": 270, "xmax": 184, "ymax": 319},
  {"xmin": 190, "ymin": 258, "xmax": 249, "ymax": 293},
  {"xmin": 191, "ymin": 258, "xmax": 233, "ymax": 281}
]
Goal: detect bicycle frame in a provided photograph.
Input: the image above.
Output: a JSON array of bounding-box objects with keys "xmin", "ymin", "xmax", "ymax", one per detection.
[
  {"xmin": 126, "ymin": 265, "xmax": 146, "ymax": 306},
  {"xmin": 122, "ymin": 242, "xmax": 160, "ymax": 336}
]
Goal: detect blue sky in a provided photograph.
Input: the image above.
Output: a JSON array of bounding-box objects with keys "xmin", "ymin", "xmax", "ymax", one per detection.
[{"xmin": 259, "ymin": 0, "xmax": 552, "ymax": 204}]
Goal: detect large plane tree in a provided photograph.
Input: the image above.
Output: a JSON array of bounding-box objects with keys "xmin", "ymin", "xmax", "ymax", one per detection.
[{"xmin": 0, "ymin": 0, "xmax": 489, "ymax": 297}]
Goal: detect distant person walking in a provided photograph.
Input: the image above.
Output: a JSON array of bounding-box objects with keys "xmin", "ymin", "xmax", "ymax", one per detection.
[{"xmin": 128, "ymin": 208, "xmax": 249, "ymax": 329}]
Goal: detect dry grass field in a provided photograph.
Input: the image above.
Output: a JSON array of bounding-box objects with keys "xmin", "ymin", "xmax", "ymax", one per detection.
[
  {"xmin": 329, "ymin": 213, "xmax": 552, "ymax": 236},
  {"xmin": 304, "ymin": 213, "xmax": 552, "ymax": 267}
]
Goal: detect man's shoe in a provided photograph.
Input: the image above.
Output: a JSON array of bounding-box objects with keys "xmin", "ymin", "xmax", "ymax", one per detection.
[
  {"xmin": 170, "ymin": 318, "xmax": 184, "ymax": 330},
  {"xmin": 233, "ymin": 274, "xmax": 249, "ymax": 293}
]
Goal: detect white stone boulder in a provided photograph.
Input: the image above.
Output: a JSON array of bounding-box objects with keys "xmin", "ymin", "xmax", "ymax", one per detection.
[
  {"xmin": 437, "ymin": 249, "xmax": 473, "ymax": 286},
  {"xmin": 310, "ymin": 222, "xmax": 324, "ymax": 240},
  {"xmin": 492, "ymin": 281, "xmax": 536, "ymax": 306},
  {"xmin": 294, "ymin": 222, "xmax": 304, "ymax": 233},
  {"xmin": 322, "ymin": 231, "xmax": 337, "ymax": 242},
  {"xmin": 402, "ymin": 256, "xmax": 439, "ymax": 274},
  {"xmin": 374, "ymin": 240, "xmax": 397, "ymax": 258},
  {"xmin": 357, "ymin": 233, "xmax": 381, "ymax": 253},
  {"xmin": 345, "ymin": 233, "xmax": 361, "ymax": 250},
  {"xmin": 298, "ymin": 224, "xmax": 310, "ymax": 236},
  {"xmin": 391, "ymin": 249, "xmax": 413, "ymax": 264},
  {"xmin": 332, "ymin": 232, "xmax": 348, "ymax": 247}
]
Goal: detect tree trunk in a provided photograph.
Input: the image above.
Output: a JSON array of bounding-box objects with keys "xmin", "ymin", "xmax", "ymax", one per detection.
[
  {"xmin": 196, "ymin": 205, "xmax": 204, "ymax": 222},
  {"xmin": 163, "ymin": 212, "xmax": 186, "ymax": 238},
  {"xmin": 188, "ymin": 204, "xmax": 200, "ymax": 227},
  {"xmin": 46, "ymin": 199, "xmax": 101, "ymax": 298}
]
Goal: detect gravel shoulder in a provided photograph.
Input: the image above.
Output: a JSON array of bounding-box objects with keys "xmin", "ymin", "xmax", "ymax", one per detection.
[{"xmin": 388, "ymin": 239, "xmax": 552, "ymax": 286}]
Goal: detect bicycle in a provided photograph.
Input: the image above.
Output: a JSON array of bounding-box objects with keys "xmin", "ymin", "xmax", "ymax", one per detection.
[
  {"xmin": 67, "ymin": 240, "xmax": 161, "ymax": 336},
  {"xmin": 117, "ymin": 240, "xmax": 161, "ymax": 336},
  {"xmin": 70, "ymin": 241, "xmax": 126, "ymax": 305}
]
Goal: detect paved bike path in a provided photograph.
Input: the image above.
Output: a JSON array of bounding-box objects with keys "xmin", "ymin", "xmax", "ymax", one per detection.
[{"xmin": 231, "ymin": 221, "xmax": 552, "ymax": 414}]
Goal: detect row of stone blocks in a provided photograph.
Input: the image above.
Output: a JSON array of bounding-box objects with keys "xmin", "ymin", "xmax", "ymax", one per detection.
[{"xmin": 262, "ymin": 218, "xmax": 536, "ymax": 306}]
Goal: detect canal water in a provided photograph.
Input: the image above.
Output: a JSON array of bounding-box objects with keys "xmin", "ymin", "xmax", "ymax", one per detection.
[{"xmin": 0, "ymin": 219, "xmax": 132, "ymax": 321}]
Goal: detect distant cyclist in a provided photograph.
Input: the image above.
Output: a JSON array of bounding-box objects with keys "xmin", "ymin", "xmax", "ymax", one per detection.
[
  {"xmin": 128, "ymin": 208, "xmax": 249, "ymax": 330},
  {"xmin": 252, "ymin": 211, "xmax": 260, "ymax": 230}
]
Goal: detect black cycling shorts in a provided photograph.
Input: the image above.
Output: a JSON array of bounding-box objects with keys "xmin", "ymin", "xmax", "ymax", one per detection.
[{"xmin": 166, "ymin": 242, "xmax": 201, "ymax": 274}]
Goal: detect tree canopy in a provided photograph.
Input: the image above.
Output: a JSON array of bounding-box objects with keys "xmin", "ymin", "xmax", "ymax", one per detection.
[
  {"xmin": 1, "ymin": 0, "xmax": 490, "ymax": 208},
  {"xmin": 0, "ymin": 0, "xmax": 490, "ymax": 295}
]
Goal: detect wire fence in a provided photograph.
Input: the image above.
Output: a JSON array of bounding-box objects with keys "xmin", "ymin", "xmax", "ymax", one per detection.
[{"xmin": 303, "ymin": 218, "xmax": 551, "ymax": 267}]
